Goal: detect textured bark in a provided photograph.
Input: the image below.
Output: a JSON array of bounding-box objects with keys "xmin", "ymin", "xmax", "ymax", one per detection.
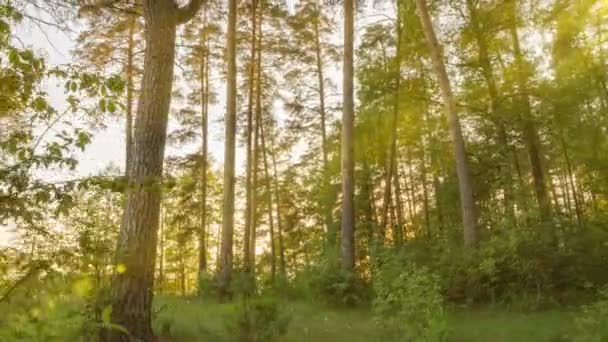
[
  {"xmin": 218, "ymin": 0, "xmax": 238, "ymax": 297},
  {"xmin": 341, "ymin": 0, "xmax": 356, "ymax": 272},
  {"xmin": 415, "ymin": 0, "xmax": 478, "ymax": 247},
  {"xmin": 105, "ymin": 2, "xmax": 203, "ymax": 338}
]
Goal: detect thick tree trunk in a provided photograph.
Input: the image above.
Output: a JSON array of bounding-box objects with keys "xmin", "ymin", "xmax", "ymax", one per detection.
[
  {"xmin": 415, "ymin": 0, "xmax": 478, "ymax": 247},
  {"xmin": 341, "ymin": 0, "xmax": 356, "ymax": 272},
  {"xmin": 107, "ymin": 4, "xmax": 177, "ymax": 341},
  {"xmin": 218, "ymin": 0, "xmax": 238, "ymax": 297}
]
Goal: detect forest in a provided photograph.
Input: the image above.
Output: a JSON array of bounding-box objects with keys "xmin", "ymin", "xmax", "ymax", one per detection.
[{"xmin": 1, "ymin": 0, "xmax": 608, "ymax": 340}]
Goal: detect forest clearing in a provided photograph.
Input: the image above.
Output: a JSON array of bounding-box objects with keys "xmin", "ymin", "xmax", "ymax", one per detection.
[{"xmin": 2, "ymin": 0, "xmax": 608, "ymax": 341}]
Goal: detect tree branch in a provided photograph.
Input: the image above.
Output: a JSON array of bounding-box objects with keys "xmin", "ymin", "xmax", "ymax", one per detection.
[{"xmin": 175, "ymin": 0, "xmax": 204, "ymax": 25}]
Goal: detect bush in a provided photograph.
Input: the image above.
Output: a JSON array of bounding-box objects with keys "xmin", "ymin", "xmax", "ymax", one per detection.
[
  {"xmin": 226, "ymin": 296, "xmax": 291, "ymax": 342},
  {"xmin": 573, "ymin": 286, "xmax": 608, "ymax": 342},
  {"xmin": 373, "ymin": 252, "xmax": 448, "ymax": 341},
  {"xmin": 302, "ymin": 253, "xmax": 370, "ymax": 306}
]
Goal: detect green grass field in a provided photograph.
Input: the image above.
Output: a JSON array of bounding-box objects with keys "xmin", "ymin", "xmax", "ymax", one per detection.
[{"xmin": 153, "ymin": 296, "xmax": 576, "ymax": 341}]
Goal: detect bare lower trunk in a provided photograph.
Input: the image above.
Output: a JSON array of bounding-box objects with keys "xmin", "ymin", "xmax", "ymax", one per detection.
[
  {"xmin": 125, "ymin": 15, "xmax": 135, "ymax": 177},
  {"xmin": 341, "ymin": 0, "xmax": 356, "ymax": 272},
  {"xmin": 218, "ymin": 0, "xmax": 238, "ymax": 296},
  {"xmin": 107, "ymin": 7, "xmax": 177, "ymax": 341},
  {"xmin": 269, "ymin": 133, "xmax": 286, "ymax": 278},
  {"xmin": 415, "ymin": 0, "xmax": 478, "ymax": 247}
]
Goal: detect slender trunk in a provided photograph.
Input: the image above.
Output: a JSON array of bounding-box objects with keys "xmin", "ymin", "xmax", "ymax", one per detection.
[
  {"xmin": 198, "ymin": 4, "xmax": 209, "ymax": 281},
  {"xmin": 393, "ymin": 151, "xmax": 405, "ymax": 246},
  {"xmin": 125, "ymin": 15, "xmax": 135, "ymax": 177},
  {"xmin": 107, "ymin": 3, "xmax": 178, "ymax": 340},
  {"xmin": 218, "ymin": 0, "xmax": 238, "ymax": 296},
  {"xmin": 415, "ymin": 0, "xmax": 478, "ymax": 247},
  {"xmin": 261, "ymin": 122, "xmax": 276, "ymax": 281},
  {"xmin": 381, "ymin": 7, "xmax": 402, "ymax": 233},
  {"xmin": 421, "ymin": 149, "xmax": 431, "ymax": 240},
  {"xmin": 269, "ymin": 133, "xmax": 286, "ymax": 278},
  {"xmin": 341, "ymin": 0, "xmax": 356, "ymax": 272},
  {"xmin": 466, "ymin": 0, "xmax": 515, "ymax": 220},
  {"xmin": 313, "ymin": 2, "xmax": 334, "ymax": 247},
  {"xmin": 559, "ymin": 132, "xmax": 582, "ymax": 225},
  {"xmin": 248, "ymin": 10, "xmax": 263, "ymax": 286},
  {"xmin": 158, "ymin": 203, "xmax": 164, "ymax": 294},
  {"xmin": 508, "ymin": 2, "xmax": 552, "ymax": 224},
  {"xmin": 244, "ymin": 0, "xmax": 258, "ymax": 274}
]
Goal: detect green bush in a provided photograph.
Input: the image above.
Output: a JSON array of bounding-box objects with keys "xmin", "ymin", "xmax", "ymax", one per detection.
[
  {"xmin": 373, "ymin": 252, "xmax": 448, "ymax": 341},
  {"xmin": 573, "ymin": 286, "xmax": 608, "ymax": 342},
  {"xmin": 226, "ymin": 296, "xmax": 291, "ymax": 342}
]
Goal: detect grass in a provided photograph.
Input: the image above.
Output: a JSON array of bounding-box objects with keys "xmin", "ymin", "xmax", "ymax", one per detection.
[{"xmin": 153, "ymin": 296, "xmax": 576, "ymax": 341}]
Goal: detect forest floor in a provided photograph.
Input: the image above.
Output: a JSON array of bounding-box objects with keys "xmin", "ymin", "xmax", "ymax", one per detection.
[{"xmin": 153, "ymin": 296, "xmax": 576, "ymax": 341}]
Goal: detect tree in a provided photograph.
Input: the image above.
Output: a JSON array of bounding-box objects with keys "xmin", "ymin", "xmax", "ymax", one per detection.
[
  {"xmin": 79, "ymin": 1, "xmax": 205, "ymax": 340},
  {"xmin": 341, "ymin": 0, "xmax": 356, "ymax": 271},
  {"xmin": 414, "ymin": 0, "xmax": 478, "ymax": 247},
  {"xmin": 218, "ymin": 0, "xmax": 238, "ymax": 297}
]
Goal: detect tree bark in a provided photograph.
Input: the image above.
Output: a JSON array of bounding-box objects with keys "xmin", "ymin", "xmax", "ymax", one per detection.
[
  {"xmin": 106, "ymin": 0, "xmax": 203, "ymax": 339},
  {"xmin": 341, "ymin": 0, "xmax": 356, "ymax": 272},
  {"xmin": 218, "ymin": 0, "xmax": 238, "ymax": 297},
  {"xmin": 415, "ymin": 0, "xmax": 478, "ymax": 247}
]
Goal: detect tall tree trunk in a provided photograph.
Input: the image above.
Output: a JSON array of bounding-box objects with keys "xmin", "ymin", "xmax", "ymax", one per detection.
[
  {"xmin": 380, "ymin": 7, "xmax": 402, "ymax": 233},
  {"xmin": 106, "ymin": 1, "xmax": 203, "ymax": 339},
  {"xmin": 244, "ymin": 0, "xmax": 258, "ymax": 275},
  {"xmin": 415, "ymin": 0, "xmax": 478, "ymax": 247},
  {"xmin": 269, "ymin": 133, "xmax": 286, "ymax": 279},
  {"xmin": 248, "ymin": 10, "xmax": 263, "ymax": 287},
  {"xmin": 261, "ymin": 121, "xmax": 276, "ymax": 281},
  {"xmin": 313, "ymin": 2, "xmax": 334, "ymax": 247},
  {"xmin": 124, "ymin": 15, "xmax": 135, "ymax": 177},
  {"xmin": 508, "ymin": 1, "xmax": 552, "ymax": 224},
  {"xmin": 341, "ymin": 0, "xmax": 356, "ymax": 272},
  {"xmin": 218, "ymin": 0, "xmax": 238, "ymax": 297},
  {"xmin": 198, "ymin": 3, "xmax": 209, "ymax": 282},
  {"xmin": 466, "ymin": 0, "xmax": 515, "ymax": 220}
]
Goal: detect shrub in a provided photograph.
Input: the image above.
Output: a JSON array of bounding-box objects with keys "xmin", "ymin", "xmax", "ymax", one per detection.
[
  {"xmin": 226, "ymin": 296, "xmax": 291, "ymax": 342},
  {"xmin": 373, "ymin": 252, "xmax": 448, "ymax": 341},
  {"xmin": 573, "ymin": 286, "xmax": 608, "ymax": 342}
]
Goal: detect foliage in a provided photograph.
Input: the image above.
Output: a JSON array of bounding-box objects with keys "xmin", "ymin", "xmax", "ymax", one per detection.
[
  {"xmin": 573, "ymin": 286, "xmax": 608, "ymax": 342},
  {"xmin": 225, "ymin": 296, "xmax": 291, "ymax": 342},
  {"xmin": 373, "ymin": 251, "xmax": 448, "ymax": 341}
]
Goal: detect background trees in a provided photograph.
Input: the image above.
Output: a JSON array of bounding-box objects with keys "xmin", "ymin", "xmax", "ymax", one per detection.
[{"xmin": 4, "ymin": 0, "xmax": 608, "ymax": 340}]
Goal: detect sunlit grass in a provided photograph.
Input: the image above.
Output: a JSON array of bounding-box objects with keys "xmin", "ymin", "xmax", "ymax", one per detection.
[{"xmin": 152, "ymin": 296, "xmax": 575, "ymax": 341}]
